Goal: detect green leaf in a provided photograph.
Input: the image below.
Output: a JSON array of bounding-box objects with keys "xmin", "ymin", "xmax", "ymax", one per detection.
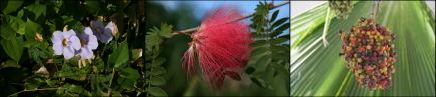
[
  {"xmin": 149, "ymin": 76, "xmax": 166, "ymax": 86},
  {"xmin": 253, "ymin": 53, "xmax": 271, "ymax": 72},
  {"xmin": 119, "ymin": 67, "xmax": 140, "ymax": 81},
  {"xmin": 61, "ymin": 84, "xmax": 92, "ymax": 96},
  {"xmin": 273, "ymin": 37, "xmax": 288, "ymax": 44},
  {"xmin": 270, "ymin": 10, "xmax": 280, "ymax": 22},
  {"xmin": 148, "ymin": 87, "xmax": 168, "ymax": 97},
  {"xmin": 250, "ymin": 77, "xmax": 267, "ymax": 88},
  {"xmin": 118, "ymin": 67, "xmax": 140, "ymax": 90},
  {"xmin": 25, "ymin": 18, "xmax": 42, "ymax": 41},
  {"xmin": 108, "ymin": 41, "xmax": 129, "ymax": 68},
  {"xmin": 159, "ymin": 23, "xmax": 173, "ymax": 38},
  {"xmin": 1, "ymin": 1, "xmax": 23, "ymax": 14},
  {"xmin": 248, "ymin": 2, "xmax": 290, "ymax": 94},
  {"xmin": 6, "ymin": 15, "xmax": 26, "ymax": 35},
  {"xmin": 0, "ymin": 24, "xmax": 16, "ymax": 40},
  {"xmin": 84, "ymin": 0, "xmax": 101, "ymax": 15},
  {"xmin": 151, "ymin": 66, "xmax": 166, "ymax": 76},
  {"xmin": 0, "ymin": 36, "xmax": 23, "ymax": 62},
  {"xmin": 55, "ymin": 64, "xmax": 88, "ymax": 81},
  {"xmin": 271, "ymin": 22, "xmax": 290, "ymax": 37},
  {"xmin": 26, "ymin": 2, "xmax": 46, "ymax": 20},
  {"xmin": 272, "ymin": 18, "xmax": 288, "ymax": 28},
  {"xmin": 24, "ymin": 77, "xmax": 44, "ymax": 90},
  {"xmin": 46, "ymin": 80, "xmax": 59, "ymax": 87},
  {"xmin": 145, "ymin": 30, "xmax": 162, "ymax": 51},
  {"xmin": 0, "ymin": 60, "xmax": 20, "ymax": 69}
]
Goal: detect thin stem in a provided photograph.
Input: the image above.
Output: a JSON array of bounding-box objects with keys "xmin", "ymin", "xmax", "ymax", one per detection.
[
  {"xmin": 108, "ymin": 68, "xmax": 116, "ymax": 96},
  {"xmin": 372, "ymin": 0, "xmax": 380, "ymax": 21},
  {"xmin": 322, "ymin": 6, "xmax": 332, "ymax": 47},
  {"xmin": 172, "ymin": 1, "xmax": 290, "ymax": 36},
  {"xmin": 8, "ymin": 88, "xmax": 65, "ymax": 97},
  {"xmin": 146, "ymin": 59, "xmax": 154, "ymax": 97}
]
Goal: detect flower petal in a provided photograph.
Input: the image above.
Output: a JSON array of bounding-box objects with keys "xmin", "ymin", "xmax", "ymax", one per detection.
[
  {"xmin": 91, "ymin": 20, "xmax": 113, "ymax": 43},
  {"xmin": 101, "ymin": 28, "xmax": 113, "ymax": 43},
  {"xmin": 63, "ymin": 29, "xmax": 75, "ymax": 39},
  {"xmin": 83, "ymin": 27, "xmax": 93, "ymax": 35},
  {"xmin": 69, "ymin": 35, "xmax": 81, "ymax": 50},
  {"xmin": 79, "ymin": 47, "xmax": 93, "ymax": 60},
  {"xmin": 105, "ymin": 21, "xmax": 118, "ymax": 36},
  {"xmin": 63, "ymin": 47, "xmax": 75, "ymax": 59},
  {"xmin": 87, "ymin": 35, "xmax": 98, "ymax": 50},
  {"xmin": 53, "ymin": 42, "xmax": 63, "ymax": 55},
  {"xmin": 52, "ymin": 31, "xmax": 63, "ymax": 44}
]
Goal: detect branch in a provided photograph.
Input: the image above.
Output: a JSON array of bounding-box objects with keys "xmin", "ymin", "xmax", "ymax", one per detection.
[
  {"xmin": 8, "ymin": 88, "xmax": 65, "ymax": 97},
  {"xmin": 172, "ymin": 1, "xmax": 290, "ymax": 36}
]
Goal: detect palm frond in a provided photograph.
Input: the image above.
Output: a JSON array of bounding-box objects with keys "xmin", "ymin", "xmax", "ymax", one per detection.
[{"xmin": 291, "ymin": 1, "xmax": 435, "ymax": 96}]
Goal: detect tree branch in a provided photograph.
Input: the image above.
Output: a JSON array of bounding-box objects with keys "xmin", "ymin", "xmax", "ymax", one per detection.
[{"xmin": 172, "ymin": 1, "xmax": 290, "ymax": 36}]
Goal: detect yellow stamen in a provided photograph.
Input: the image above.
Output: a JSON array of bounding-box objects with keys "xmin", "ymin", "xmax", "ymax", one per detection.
[{"xmin": 62, "ymin": 38, "xmax": 68, "ymax": 47}]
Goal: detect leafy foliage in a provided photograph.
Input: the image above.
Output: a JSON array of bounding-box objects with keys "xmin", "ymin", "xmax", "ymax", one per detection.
[
  {"xmin": 247, "ymin": 1, "xmax": 290, "ymax": 96},
  {"xmin": 144, "ymin": 23, "xmax": 173, "ymax": 97},
  {"xmin": 0, "ymin": 0, "xmax": 148, "ymax": 96},
  {"xmin": 1, "ymin": 0, "xmax": 291, "ymax": 96}
]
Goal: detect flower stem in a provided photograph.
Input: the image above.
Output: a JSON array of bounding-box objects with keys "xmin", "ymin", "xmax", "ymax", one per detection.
[
  {"xmin": 371, "ymin": 0, "xmax": 380, "ymax": 21},
  {"xmin": 108, "ymin": 68, "xmax": 116, "ymax": 96}
]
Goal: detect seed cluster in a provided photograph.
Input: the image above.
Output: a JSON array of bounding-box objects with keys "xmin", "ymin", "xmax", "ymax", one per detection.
[
  {"xmin": 329, "ymin": 0, "xmax": 353, "ymax": 19},
  {"xmin": 340, "ymin": 18, "xmax": 396, "ymax": 90}
]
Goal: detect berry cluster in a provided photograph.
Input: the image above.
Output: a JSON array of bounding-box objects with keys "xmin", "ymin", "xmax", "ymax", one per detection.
[
  {"xmin": 329, "ymin": 0, "xmax": 353, "ymax": 19},
  {"xmin": 340, "ymin": 18, "xmax": 396, "ymax": 90}
]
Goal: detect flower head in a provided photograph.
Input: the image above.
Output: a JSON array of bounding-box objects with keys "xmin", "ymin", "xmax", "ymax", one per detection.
[
  {"xmin": 182, "ymin": 6, "xmax": 252, "ymax": 89},
  {"xmin": 52, "ymin": 29, "xmax": 81, "ymax": 59},
  {"xmin": 90, "ymin": 20, "xmax": 113, "ymax": 43},
  {"xmin": 77, "ymin": 27, "xmax": 98, "ymax": 60},
  {"xmin": 340, "ymin": 18, "xmax": 396, "ymax": 90}
]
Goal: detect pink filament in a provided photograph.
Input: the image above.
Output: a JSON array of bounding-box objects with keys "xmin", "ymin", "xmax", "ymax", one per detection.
[{"xmin": 182, "ymin": 6, "xmax": 252, "ymax": 89}]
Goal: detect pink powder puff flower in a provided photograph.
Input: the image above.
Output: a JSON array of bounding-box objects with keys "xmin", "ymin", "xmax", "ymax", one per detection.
[{"xmin": 182, "ymin": 6, "xmax": 252, "ymax": 89}]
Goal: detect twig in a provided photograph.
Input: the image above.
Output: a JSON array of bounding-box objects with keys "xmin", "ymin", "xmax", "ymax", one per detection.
[
  {"xmin": 172, "ymin": 1, "xmax": 290, "ymax": 36},
  {"xmin": 8, "ymin": 88, "xmax": 65, "ymax": 97}
]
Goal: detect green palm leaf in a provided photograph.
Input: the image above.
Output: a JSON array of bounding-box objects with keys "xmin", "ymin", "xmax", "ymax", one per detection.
[{"xmin": 291, "ymin": 1, "xmax": 435, "ymax": 96}]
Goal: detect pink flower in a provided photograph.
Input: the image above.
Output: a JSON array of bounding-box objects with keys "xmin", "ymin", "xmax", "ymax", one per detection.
[{"xmin": 182, "ymin": 6, "xmax": 252, "ymax": 89}]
